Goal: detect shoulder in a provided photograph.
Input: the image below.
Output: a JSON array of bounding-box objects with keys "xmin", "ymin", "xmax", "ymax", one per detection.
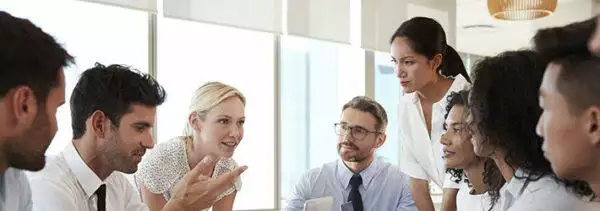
[
  {"xmin": 136, "ymin": 138, "xmax": 188, "ymax": 194},
  {"xmin": 377, "ymin": 160, "xmax": 410, "ymax": 182},
  {"xmin": 290, "ymin": 160, "xmax": 337, "ymax": 186},
  {"xmin": 3, "ymin": 168, "xmax": 33, "ymax": 210},
  {"xmin": 516, "ymin": 176, "xmax": 586, "ymax": 209},
  {"xmin": 5, "ymin": 168, "xmax": 31, "ymax": 196},
  {"xmin": 28, "ymin": 155, "xmax": 72, "ymax": 187}
]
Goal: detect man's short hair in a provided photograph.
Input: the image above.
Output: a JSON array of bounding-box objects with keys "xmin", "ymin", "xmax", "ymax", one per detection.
[
  {"xmin": 0, "ymin": 11, "xmax": 73, "ymax": 103},
  {"xmin": 534, "ymin": 17, "xmax": 600, "ymax": 114},
  {"xmin": 342, "ymin": 96, "xmax": 388, "ymax": 131},
  {"xmin": 70, "ymin": 63, "xmax": 166, "ymax": 139}
]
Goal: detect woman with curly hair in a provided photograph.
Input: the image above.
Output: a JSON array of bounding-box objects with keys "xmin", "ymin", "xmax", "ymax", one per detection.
[
  {"xmin": 467, "ymin": 50, "xmax": 595, "ymax": 210},
  {"xmin": 440, "ymin": 90, "xmax": 503, "ymax": 211}
]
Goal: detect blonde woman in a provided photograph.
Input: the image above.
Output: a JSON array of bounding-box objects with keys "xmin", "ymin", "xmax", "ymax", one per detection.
[{"xmin": 136, "ymin": 82, "xmax": 246, "ymax": 211}]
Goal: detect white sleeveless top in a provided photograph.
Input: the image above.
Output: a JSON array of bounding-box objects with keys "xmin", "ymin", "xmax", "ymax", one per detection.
[{"xmin": 135, "ymin": 137, "xmax": 242, "ymax": 202}]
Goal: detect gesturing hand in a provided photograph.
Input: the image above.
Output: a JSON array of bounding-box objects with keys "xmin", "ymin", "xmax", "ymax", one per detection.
[{"xmin": 164, "ymin": 155, "xmax": 248, "ymax": 211}]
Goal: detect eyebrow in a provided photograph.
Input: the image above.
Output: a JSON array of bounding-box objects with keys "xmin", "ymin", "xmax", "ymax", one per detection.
[
  {"xmin": 339, "ymin": 121, "xmax": 372, "ymax": 131},
  {"xmin": 216, "ymin": 115, "xmax": 246, "ymax": 120},
  {"xmin": 449, "ymin": 122, "xmax": 465, "ymax": 127},
  {"xmin": 132, "ymin": 122, "xmax": 152, "ymax": 128}
]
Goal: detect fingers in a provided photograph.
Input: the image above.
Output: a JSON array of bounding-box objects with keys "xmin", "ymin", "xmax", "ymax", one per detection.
[
  {"xmin": 187, "ymin": 155, "xmax": 218, "ymax": 179},
  {"xmin": 209, "ymin": 165, "xmax": 248, "ymax": 194}
]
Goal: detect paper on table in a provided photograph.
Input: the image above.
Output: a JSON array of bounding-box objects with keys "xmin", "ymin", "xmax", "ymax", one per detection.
[{"xmin": 303, "ymin": 196, "xmax": 334, "ymax": 211}]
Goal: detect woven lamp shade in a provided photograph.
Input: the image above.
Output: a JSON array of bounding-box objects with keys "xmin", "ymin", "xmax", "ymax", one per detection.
[{"xmin": 488, "ymin": 0, "xmax": 557, "ymax": 20}]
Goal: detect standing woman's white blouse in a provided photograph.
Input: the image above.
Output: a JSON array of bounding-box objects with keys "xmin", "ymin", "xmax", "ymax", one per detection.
[
  {"xmin": 136, "ymin": 137, "xmax": 242, "ymax": 202},
  {"xmin": 398, "ymin": 75, "xmax": 468, "ymax": 188}
]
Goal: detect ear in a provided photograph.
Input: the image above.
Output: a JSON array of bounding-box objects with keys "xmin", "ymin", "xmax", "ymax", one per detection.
[
  {"xmin": 587, "ymin": 106, "xmax": 600, "ymax": 146},
  {"xmin": 188, "ymin": 113, "xmax": 201, "ymax": 132},
  {"xmin": 90, "ymin": 110, "xmax": 109, "ymax": 139},
  {"xmin": 9, "ymin": 87, "xmax": 39, "ymax": 131},
  {"xmin": 431, "ymin": 53, "xmax": 443, "ymax": 72},
  {"xmin": 374, "ymin": 133, "xmax": 387, "ymax": 148}
]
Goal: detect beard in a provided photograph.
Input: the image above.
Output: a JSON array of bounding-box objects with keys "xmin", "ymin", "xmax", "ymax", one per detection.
[
  {"xmin": 337, "ymin": 141, "xmax": 370, "ymax": 163},
  {"xmin": 103, "ymin": 128, "xmax": 142, "ymax": 174},
  {"xmin": 5, "ymin": 110, "xmax": 54, "ymax": 171}
]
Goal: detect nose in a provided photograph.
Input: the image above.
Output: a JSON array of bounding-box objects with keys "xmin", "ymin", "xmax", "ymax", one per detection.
[
  {"xmin": 536, "ymin": 114, "xmax": 544, "ymax": 137},
  {"xmin": 341, "ymin": 131, "xmax": 355, "ymax": 143},
  {"xmin": 394, "ymin": 63, "xmax": 405, "ymax": 78},
  {"xmin": 440, "ymin": 131, "xmax": 451, "ymax": 146},
  {"xmin": 142, "ymin": 130, "xmax": 155, "ymax": 149},
  {"xmin": 229, "ymin": 124, "xmax": 243, "ymax": 140}
]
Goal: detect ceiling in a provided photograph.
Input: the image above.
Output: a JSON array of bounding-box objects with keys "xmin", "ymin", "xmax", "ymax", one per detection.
[{"xmin": 456, "ymin": 0, "xmax": 595, "ymax": 56}]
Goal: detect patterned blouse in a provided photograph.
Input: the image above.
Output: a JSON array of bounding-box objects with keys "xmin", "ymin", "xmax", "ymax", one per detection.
[{"xmin": 136, "ymin": 137, "xmax": 242, "ymax": 203}]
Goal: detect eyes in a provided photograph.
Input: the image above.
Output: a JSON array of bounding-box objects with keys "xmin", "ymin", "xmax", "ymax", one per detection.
[
  {"xmin": 443, "ymin": 123, "xmax": 465, "ymax": 133},
  {"xmin": 390, "ymin": 57, "xmax": 416, "ymax": 66},
  {"xmin": 217, "ymin": 118, "xmax": 245, "ymax": 126}
]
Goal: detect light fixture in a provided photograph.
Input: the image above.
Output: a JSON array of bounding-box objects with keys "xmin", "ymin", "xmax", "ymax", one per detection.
[{"xmin": 488, "ymin": 0, "xmax": 557, "ymax": 21}]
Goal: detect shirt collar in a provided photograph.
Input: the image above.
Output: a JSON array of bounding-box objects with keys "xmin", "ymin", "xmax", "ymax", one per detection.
[
  {"xmin": 62, "ymin": 141, "xmax": 104, "ymax": 198},
  {"xmin": 336, "ymin": 158, "xmax": 382, "ymax": 191},
  {"xmin": 404, "ymin": 74, "xmax": 468, "ymax": 104},
  {"xmin": 501, "ymin": 169, "xmax": 528, "ymax": 201}
]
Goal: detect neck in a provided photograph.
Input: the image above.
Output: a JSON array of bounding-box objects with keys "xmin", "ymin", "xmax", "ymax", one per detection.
[
  {"xmin": 585, "ymin": 163, "xmax": 600, "ymax": 197},
  {"xmin": 464, "ymin": 160, "xmax": 487, "ymax": 194},
  {"xmin": 492, "ymin": 151, "xmax": 514, "ymax": 182},
  {"xmin": 343, "ymin": 155, "xmax": 375, "ymax": 174},
  {"xmin": 186, "ymin": 136, "xmax": 216, "ymax": 176},
  {"xmin": 73, "ymin": 137, "xmax": 113, "ymax": 180},
  {"xmin": 416, "ymin": 77, "xmax": 453, "ymax": 103},
  {"xmin": 0, "ymin": 149, "xmax": 8, "ymax": 176}
]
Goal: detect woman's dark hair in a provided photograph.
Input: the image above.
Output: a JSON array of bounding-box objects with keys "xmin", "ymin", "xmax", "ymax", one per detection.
[
  {"xmin": 390, "ymin": 16, "xmax": 471, "ymax": 83},
  {"xmin": 468, "ymin": 50, "xmax": 594, "ymax": 208}
]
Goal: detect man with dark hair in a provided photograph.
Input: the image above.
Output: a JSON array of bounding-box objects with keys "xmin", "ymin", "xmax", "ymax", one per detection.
[
  {"xmin": 535, "ymin": 20, "xmax": 600, "ymax": 198},
  {"xmin": 29, "ymin": 63, "xmax": 247, "ymax": 211},
  {"xmin": 285, "ymin": 96, "xmax": 415, "ymax": 211},
  {"xmin": 0, "ymin": 11, "xmax": 73, "ymax": 210}
]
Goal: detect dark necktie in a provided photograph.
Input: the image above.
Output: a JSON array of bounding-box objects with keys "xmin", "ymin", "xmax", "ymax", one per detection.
[
  {"xmin": 95, "ymin": 184, "xmax": 106, "ymax": 211},
  {"xmin": 348, "ymin": 174, "xmax": 363, "ymax": 211}
]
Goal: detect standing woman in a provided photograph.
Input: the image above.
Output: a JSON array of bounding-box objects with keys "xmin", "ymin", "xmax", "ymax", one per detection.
[{"xmin": 390, "ymin": 17, "xmax": 471, "ymax": 211}]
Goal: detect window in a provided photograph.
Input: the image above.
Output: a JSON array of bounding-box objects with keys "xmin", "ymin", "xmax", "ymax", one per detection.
[
  {"xmin": 156, "ymin": 17, "xmax": 276, "ymax": 210},
  {"xmin": 0, "ymin": 0, "xmax": 149, "ymax": 155},
  {"xmin": 373, "ymin": 51, "xmax": 400, "ymax": 165},
  {"xmin": 279, "ymin": 36, "xmax": 365, "ymax": 205}
]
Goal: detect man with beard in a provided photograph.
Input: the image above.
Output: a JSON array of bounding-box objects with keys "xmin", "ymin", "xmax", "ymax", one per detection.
[
  {"xmin": 28, "ymin": 63, "xmax": 247, "ymax": 211},
  {"xmin": 285, "ymin": 96, "xmax": 415, "ymax": 211},
  {"xmin": 0, "ymin": 11, "xmax": 73, "ymax": 211}
]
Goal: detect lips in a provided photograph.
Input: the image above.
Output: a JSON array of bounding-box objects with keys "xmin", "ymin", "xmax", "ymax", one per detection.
[
  {"xmin": 400, "ymin": 81, "xmax": 409, "ymax": 86},
  {"xmin": 221, "ymin": 141, "xmax": 238, "ymax": 149},
  {"xmin": 442, "ymin": 148, "xmax": 455, "ymax": 158},
  {"xmin": 340, "ymin": 143, "xmax": 358, "ymax": 151}
]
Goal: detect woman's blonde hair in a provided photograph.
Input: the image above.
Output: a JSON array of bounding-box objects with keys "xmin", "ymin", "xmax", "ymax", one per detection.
[{"xmin": 183, "ymin": 81, "xmax": 246, "ymax": 138}]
